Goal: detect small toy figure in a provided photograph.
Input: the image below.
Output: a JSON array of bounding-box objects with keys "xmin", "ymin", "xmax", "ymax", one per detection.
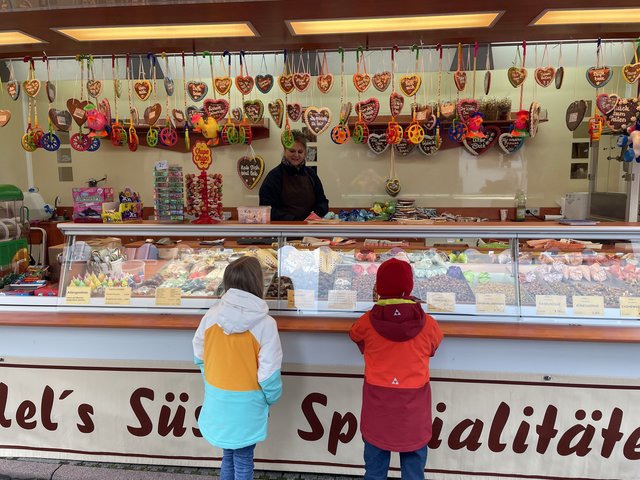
[
  {"xmin": 191, "ymin": 113, "xmax": 219, "ymax": 146},
  {"xmin": 511, "ymin": 109, "xmax": 530, "ymax": 137},
  {"xmin": 85, "ymin": 104, "xmax": 109, "ymax": 137},
  {"xmin": 465, "ymin": 112, "xmax": 486, "ymax": 139}
]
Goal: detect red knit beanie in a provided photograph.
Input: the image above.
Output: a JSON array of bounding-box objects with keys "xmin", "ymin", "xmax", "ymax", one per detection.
[{"xmin": 376, "ymin": 258, "xmax": 414, "ymax": 298}]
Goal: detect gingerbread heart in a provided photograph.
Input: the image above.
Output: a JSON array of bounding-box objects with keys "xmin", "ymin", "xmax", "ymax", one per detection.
[
  {"xmin": 287, "ymin": 103, "xmax": 302, "ymax": 122},
  {"xmin": 373, "ymin": 71, "xmax": 391, "ymax": 92},
  {"xmin": 244, "ymin": 99, "xmax": 264, "ymax": 123},
  {"xmin": 187, "ymin": 81, "xmax": 207, "ymax": 102},
  {"xmin": 86, "ymin": 79, "xmax": 103, "ymax": 98},
  {"xmin": 164, "ymin": 76, "xmax": 175, "ymax": 96},
  {"xmin": 49, "ymin": 108, "xmax": 72, "ymax": 131},
  {"xmin": 389, "ymin": 92, "xmax": 404, "ymax": 118},
  {"xmin": 418, "ymin": 135, "xmax": 440, "ymax": 156},
  {"xmin": 508, "ymin": 67, "xmax": 527, "ymax": 87},
  {"xmin": 586, "ymin": 66, "xmax": 611, "ymax": 88},
  {"xmin": 529, "ymin": 102, "xmax": 542, "ymax": 138},
  {"xmin": 596, "ymin": 93, "xmax": 619, "ymax": 115},
  {"xmin": 214, "ymin": 77, "xmax": 232, "ymax": 96},
  {"xmin": 255, "ymin": 74, "xmax": 274, "ymax": 94},
  {"xmin": 235, "ymin": 75, "xmax": 254, "ymax": 95},
  {"xmin": 353, "ymin": 73, "xmax": 371, "ymax": 93},
  {"xmin": 385, "ymin": 178, "xmax": 401, "ymax": 197},
  {"xmin": 144, "ymin": 103, "xmax": 162, "ymax": 126},
  {"xmin": 293, "ymin": 72, "xmax": 311, "ymax": 92},
  {"xmin": 355, "ymin": 98, "xmax": 380, "ymax": 124},
  {"xmin": 457, "ymin": 99, "xmax": 480, "ymax": 123},
  {"xmin": 232, "ymin": 107, "xmax": 243, "ymax": 122},
  {"xmin": 412, "ymin": 103, "xmax": 433, "ymax": 122},
  {"xmin": 605, "ymin": 98, "xmax": 640, "ymax": 133},
  {"xmin": 98, "ymin": 98, "xmax": 111, "ymax": 125},
  {"xmin": 623, "ymin": 63, "xmax": 640, "ymax": 84},
  {"xmin": 237, "ymin": 155, "xmax": 265, "ymax": 190},
  {"xmin": 0, "ymin": 109, "xmax": 10, "ymax": 127},
  {"xmin": 23, "ymin": 79, "xmax": 40, "ymax": 98},
  {"xmin": 186, "ymin": 105, "xmax": 204, "ymax": 127},
  {"xmin": 278, "ymin": 74, "xmax": 295, "ymax": 94},
  {"xmin": 484, "ymin": 71, "xmax": 491, "ymax": 95},
  {"xmin": 172, "ymin": 109, "xmax": 186, "ymax": 128},
  {"xmin": 113, "ymin": 79, "xmax": 122, "ymax": 98},
  {"xmin": 46, "ymin": 81, "xmax": 56, "ymax": 103},
  {"xmin": 303, "ymin": 106, "xmax": 332, "ymax": 135},
  {"xmin": 424, "ymin": 114, "xmax": 437, "ymax": 132},
  {"xmin": 340, "ymin": 102, "xmax": 352, "ymax": 122},
  {"xmin": 565, "ymin": 100, "xmax": 587, "ymax": 131},
  {"xmin": 400, "ymin": 74, "xmax": 421, "ymax": 97},
  {"xmin": 134, "ymin": 80, "xmax": 152, "ymax": 101},
  {"xmin": 130, "ymin": 107, "xmax": 139, "ymax": 126},
  {"xmin": 439, "ymin": 101, "xmax": 456, "ymax": 119},
  {"xmin": 367, "ymin": 133, "xmax": 389, "ymax": 155},
  {"xmin": 316, "ymin": 74, "xmax": 333, "ymax": 94},
  {"xmin": 67, "ymin": 98, "xmax": 89, "ymax": 126},
  {"xmin": 534, "ymin": 67, "xmax": 555, "ymax": 88},
  {"xmin": 268, "ymin": 99, "xmax": 284, "ymax": 128},
  {"xmin": 462, "ymin": 126, "xmax": 500, "ymax": 156},
  {"xmin": 203, "ymin": 98, "xmax": 229, "ymax": 121},
  {"xmin": 454, "ymin": 71, "xmax": 467, "ymax": 92},
  {"xmin": 394, "ymin": 138, "xmax": 415, "ymax": 156},
  {"xmin": 7, "ymin": 81, "xmax": 19, "ymax": 100},
  {"xmin": 498, "ymin": 133, "xmax": 525, "ymax": 154}
]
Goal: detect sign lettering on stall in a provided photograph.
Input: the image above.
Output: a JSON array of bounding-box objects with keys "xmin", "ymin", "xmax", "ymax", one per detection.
[
  {"xmin": 327, "ymin": 290, "xmax": 356, "ymax": 310},
  {"xmin": 287, "ymin": 289, "xmax": 316, "ymax": 310},
  {"xmin": 65, "ymin": 286, "xmax": 91, "ymax": 305},
  {"xmin": 105, "ymin": 286, "xmax": 132, "ymax": 305},
  {"xmin": 536, "ymin": 295, "xmax": 567, "ymax": 315},
  {"xmin": 427, "ymin": 292, "xmax": 455, "ymax": 312},
  {"xmin": 620, "ymin": 296, "xmax": 640, "ymax": 317},
  {"xmin": 476, "ymin": 293, "xmax": 506, "ymax": 313},
  {"xmin": 572, "ymin": 295, "xmax": 604, "ymax": 316},
  {"xmin": 155, "ymin": 287, "xmax": 182, "ymax": 306}
]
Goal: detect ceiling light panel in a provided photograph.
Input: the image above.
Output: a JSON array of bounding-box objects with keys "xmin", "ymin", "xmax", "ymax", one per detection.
[
  {"xmin": 533, "ymin": 8, "xmax": 640, "ymax": 25},
  {"xmin": 287, "ymin": 12, "xmax": 503, "ymax": 35},
  {"xmin": 0, "ymin": 31, "xmax": 44, "ymax": 46},
  {"xmin": 54, "ymin": 23, "xmax": 257, "ymax": 41}
]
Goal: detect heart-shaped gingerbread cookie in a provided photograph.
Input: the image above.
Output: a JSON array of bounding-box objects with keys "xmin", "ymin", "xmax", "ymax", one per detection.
[
  {"xmin": 231, "ymin": 107, "xmax": 243, "ymax": 122},
  {"xmin": 355, "ymin": 98, "xmax": 380, "ymax": 124},
  {"xmin": 303, "ymin": 106, "xmax": 332, "ymax": 135},
  {"xmin": 172, "ymin": 109, "xmax": 186, "ymax": 128},
  {"xmin": 385, "ymin": 178, "xmax": 401, "ymax": 197},
  {"xmin": 498, "ymin": 133, "xmax": 525, "ymax": 154},
  {"xmin": 457, "ymin": 99, "xmax": 480, "ymax": 123},
  {"xmin": 353, "ymin": 73, "xmax": 371, "ymax": 93},
  {"xmin": 214, "ymin": 77, "xmax": 232, "ymax": 96},
  {"xmin": 23, "ymin": 79, "xmax": 40, "ymax": 98},
  {"xmin": 235, "ymin": 75, "xmax": 254, "ymax": 95},
  {"xmin": 454, "ymin": 71, "xmax": 467, "ymax": 91},
  {"xmin": 586, "ymin": 66, "xmax": 611, "ymax": 88},
  {"xmin": 287, "ymin": 103, "xmax": 302, "ymax": 122},
  {"xmin": 144, "ymin": 103, "xmax": 162, "ymax": 126},
  {"xmin": 278, "ymin": 74, "xmax": 295, "ymax": 94},
  {"xmin": 508, "ymin": 67, "xmax": 527, "ymax": 87},
  {"xmin": 237, "ymin": 155, "xmax": 265, "ymax": 190},
  {"xmin": 67, "ymin": 98, "xmax": 89, "ymax": 126},
  {"xmin": 367, "ymin": 133, "xmax": 389, "ymax": 155},
  {"xmin": 400, "ymin": 74, "xmax": 421, "ymax": 97},
  {"xmin": 46, "ymin": 81, "xmax": 56, "ymax": 103},
  {"xmin": 389, "ymin": 92, "xmax": 404, "ymax": 118},
  {"xmin": 373, "ymin": 71, "xmax": 391, "ymax": 92},
  {"xmin": 534, "ymin": 67, "xmax": 555, "ymax": 88},
  {"xmin": 7, "ymin": 81, "xmax": 19, "ymax": 101},
  {"xmin": 0, "ymin": 109, "xmax": 10, "ymax": 127},
  {"xmin": 623, "ymin": 63, "xmax": 640, "ymax": 84},
  {"xmin": 187, "ymin": 81, "xmax": 208, "ymax": 102},
  {"xmin": 86, "ymin": 79, "xmax": 103, "ymax": 98},
  {"xmin": 268, "ymin": 99, "xmax": 284, "ymax": 128},
  {"xmin": 293, "ymin": 72, "xmax": 311, "ymax": 92},
  {"xmin": 244, "ymin": 99, "xmax": 264, "ymax": 123},
  {"xmin": 255, "ymin": 74, "xmax": 274, "ymax": 94},
  {"xmin": 134, "ymin": 80, "xmax": 152, "ymax": 101},
  {"xmin": 203, "ymin": 98, "xmax": 230, "ymax": 121},
  {"xmin": 49, "ymin": 108, "xmax": 72, "ymax": 132},
  {"xmin": 463, "ymin": 126, "xmax": 500, "ymax": 156},
  {"xmin": 418, "ymin": 135, "xmax": 441, "ymax": 156},
  {"xmin": 596, "ymin": 93, "xmax": 619, "ymax": 115},
  {"xmin": 316, "ymin": 74, "xmax": 333, "ymax": 94}
]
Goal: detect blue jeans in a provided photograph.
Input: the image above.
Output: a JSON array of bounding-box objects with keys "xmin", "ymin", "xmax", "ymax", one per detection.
[
  {"xmin": 220, "ymin": 444, "xmax": 256, "ymax": 480},
  {"xmin": 364, "ymin": 440, "xmax": 428, "ymax": 480}
]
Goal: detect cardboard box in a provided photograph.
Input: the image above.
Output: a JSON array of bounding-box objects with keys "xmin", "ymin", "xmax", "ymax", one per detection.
[{"xmin": 47, "ymin": 243, "xmax": 65, "ymax": 282}]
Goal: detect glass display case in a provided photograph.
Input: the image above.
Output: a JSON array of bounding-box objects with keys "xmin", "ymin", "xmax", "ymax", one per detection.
[{"xmin": 27, "ymin": 221, "xmax": 637, "ymax": 326}]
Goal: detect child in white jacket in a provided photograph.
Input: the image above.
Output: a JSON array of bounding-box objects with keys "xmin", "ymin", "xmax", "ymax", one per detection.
[{"xmin": 193, "ymin": 256, "xmax": 283, "ymax": 480}]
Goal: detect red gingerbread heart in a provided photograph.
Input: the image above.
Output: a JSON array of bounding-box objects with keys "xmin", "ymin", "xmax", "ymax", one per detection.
[{"xmin": 355, "ymin": 98, "xmax": 380, "ymax": 124}]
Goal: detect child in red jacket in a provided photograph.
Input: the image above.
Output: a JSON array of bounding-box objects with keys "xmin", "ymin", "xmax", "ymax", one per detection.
[{"xmin": 350, "ymin": 258, "xmax": 444, "ymax": 480}]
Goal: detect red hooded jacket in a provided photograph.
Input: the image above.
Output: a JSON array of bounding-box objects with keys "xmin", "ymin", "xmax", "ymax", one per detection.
[{"xmin": 350, "ymin": 300, "xmax": 443, "ymax": 452}]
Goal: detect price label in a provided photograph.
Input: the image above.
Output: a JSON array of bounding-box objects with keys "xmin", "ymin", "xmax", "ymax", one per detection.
[
  {"xmin": 327, "ymin": 290, "xmax": 357, "ymax": 310},
  {"xmin": 427, "ymin": 292, "xmax": 456, "ymax": 312},
  {"xmin": 155, "ymin": 287, "xmax": 182, "ymax": 306},
  {"xmin": 620, "ymin": 297, "xmax": 640, "ymax": 317},
  {"xmin": 536, "ymin": 295, "xmax": 567, "ymax": 316},
  {"xmin": 476, "ymin": 293, "xmax": 506, "ymax": 313},
  {"xmin": 572, "ymin": 296, "xmax": 604, "ymax": 317},
  {"xmin": 65, "ymin": 286, "xmax": 91, "ymax": 305},
  {"xmin": 287, "ymin": 289, "xmax": 316, "ymax": 310},
  {"xmin": 105, "ymin": 286, "xmax": 132, "ymax": 305}
]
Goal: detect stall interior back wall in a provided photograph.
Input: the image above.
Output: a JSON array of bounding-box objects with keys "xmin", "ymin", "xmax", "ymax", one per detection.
[{"xmin": 0, "ymin": 42, "xmax": 633, "ymax": 212}]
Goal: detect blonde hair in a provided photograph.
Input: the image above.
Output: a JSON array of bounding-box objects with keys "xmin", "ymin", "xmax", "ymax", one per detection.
[{"xmin": 223, "ymin": 256, "xmax": 264, "ymax": 298}]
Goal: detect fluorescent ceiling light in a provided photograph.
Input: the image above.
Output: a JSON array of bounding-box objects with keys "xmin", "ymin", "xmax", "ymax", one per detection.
[
  {"xmin": 53, "ymin": 22, "xmax": 257, "ymax": 41},
  {"xmin": 0, "ymin": 31, "xmax": 43, "ymax": 46},
  {"xmin": 533, "ymin": 8, "xmax": 640, "ymax": 25},
  {"xmin": 286, "ymin": 12, "xmax": 503, "ymax": 35}
]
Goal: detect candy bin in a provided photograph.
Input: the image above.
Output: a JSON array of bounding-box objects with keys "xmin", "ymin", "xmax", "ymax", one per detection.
[{"xmin": 0, "ymin": 184, "xmax": 30, "ymax": 277}]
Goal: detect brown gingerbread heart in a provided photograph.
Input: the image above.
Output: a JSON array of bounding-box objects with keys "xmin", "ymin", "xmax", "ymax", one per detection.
[
  {"xmin": 278, "ymin": 74, "xmax": 295, "ymax": 94},
  {"xmin": 232, "ymin": 107, "xmax": 243, "ymax": 122},
  {"xmin": 133, "ymin": 80, "xmax": 152, "ymax": 101},
  {"xmin": 508, "ymin": 67, "xmax": 527, "ymax": 87},
  {"xmin": 399, "ymin": 74, "xmax": 421, "ymax": 96},
  {"xmin": 214, "ymin": 77, "xmax": 232, "ymax": 96},
  {"xmin": 353, "ymin": 73, "xmax": 371, "ymax": 93},
  {"xmin": 287, "ymin": 103, "xmax": 302, "ymax": 122},
  {"xmin": 172, "ymin": 109, "xmax": 186, "ymax": 128},
  {"xmin": 303, "ymin": 106, "xmax": 332, "ymax": 135},
  {"xmin": 373, "ymin": 71, "xmax": 391, "ymax": 92},
  {"xmin": 355, "ymin": 98, "xmax": 380, "ymax": 124},
  {"xmin": 22, "ymin": 79, "xmax": 40, "ymax": 98},
  {"xmin": 623, "ymin": 63, "xmax": 640, "ymax": 84},
  {"xmin": 389, "ymin": 92, "xmax": 404, "ymax": 118},
  {"xmin": 534, "ymin": 67, "xmax": 555, "ymax": 88},
  {"xmin": 187, "ymin": 81, "xmax": 208, "ymax": 102},
  {"xmin": 66, "ymin": 98, "xmax": 89, "ymax": 126},
  {"xmin": 203, "ymin": 98, "xmax": 229, "ymax": 121},
  {"xmin": 235, "ymin": 75, "xmax": 254, "ymax": 95},
  {"xmin": 293, "ymin": 72, "xmax": 311, "ymax": 92},
  {"xmin": 255, "ymin": 74, "xmax": 274, "ymax": 94},
  {"xmin": 317, "ymin": 74, "xmax": 333, "ymax": 94},
  {"xmin": 243, "ymin": 100, "xmax": 264, "ymax": 123},
  {"xmin": 6, "ymin": 81, "xmax": 19, "ymax": 101},
  {"xmin": 237, "ymin": 155, "xmax": 265, "ymax": 190},
  {"xmin": 385, "ymin": 178, "xmax": 401, "ymax": 197},
  {"xmin": 144, "ymin": 103, "xmax": 162, "ymax": 126},
  {"xmin": 46, "ymin": 81, "xmax": 56, "ymax": 103},
  {"xmin": 86, "ymin": 79, "xmax": 103, "ymax": 98},
  {"xmin": 49, "ymin": 108, "xmax": 72, "ymax": 132},
  {"xmin": 454, "ymin": 71, "xmax": 467, "ymax": 91},
  {"xmin": 268, "ymin": 99, "xmax": 284, "ymax": 128},
  {"xmin": 0, "ymin": 109, "xmax": 10, "ymax": 127}
]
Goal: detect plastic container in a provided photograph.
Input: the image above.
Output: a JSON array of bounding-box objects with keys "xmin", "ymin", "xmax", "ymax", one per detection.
[{"xmin": 237, "ymin": 206, "xmax": 271, "ymax": 224}]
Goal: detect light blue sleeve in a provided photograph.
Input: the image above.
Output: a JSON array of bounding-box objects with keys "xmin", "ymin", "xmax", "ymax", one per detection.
[
  {"xmin": 259, "ymin": 369, "xmax": 282, "ymax": 405},
  {"xmin": 194, "ymin": 355, "xmax": 204, "ymax": 375}
]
